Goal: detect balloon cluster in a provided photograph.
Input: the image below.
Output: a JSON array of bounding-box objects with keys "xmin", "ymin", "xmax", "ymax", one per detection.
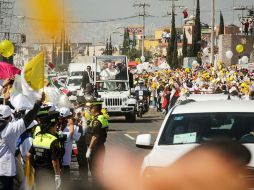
[{"xmin": 0, "ymin": 40, "xmax": 14, "ymax": 58}]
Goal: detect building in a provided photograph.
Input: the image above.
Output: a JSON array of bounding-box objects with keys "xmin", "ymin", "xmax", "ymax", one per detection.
[{"xmin": 218, "ymin": 34, "xmax": 254, "ymax": 65}]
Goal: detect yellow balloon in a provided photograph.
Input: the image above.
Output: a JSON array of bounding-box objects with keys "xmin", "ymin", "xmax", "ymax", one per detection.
[
  {"xmin": 0, "ymin": 40, "xmax": 14, "ymax": 58},
  {"xmin": 236, "ymin": 44, "xmax": 244, "ymax": 53}
]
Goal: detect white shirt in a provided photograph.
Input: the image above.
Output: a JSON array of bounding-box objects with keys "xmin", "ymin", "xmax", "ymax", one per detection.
[
  {"xmin": 0, "ymin": 119, "xmax": 26, "ymax": 176},
  {"xmin": 62, "ymin": 125, "xmax": 81, "ymax": 166},
  {"xmin": 100, "ymin": 68, "xmax": 120, "ymax": 80}
]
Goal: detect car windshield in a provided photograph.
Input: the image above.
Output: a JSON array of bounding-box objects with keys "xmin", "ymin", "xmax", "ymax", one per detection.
[
  {"xmin": 95, "ymin": 81, "xmax": 129, "ymax": 91},
  {"xmin": 71, "ymin": 71, "xmax": 84, "ymax": 76},
  {"xmin": 67, "ymin": 78, "xmax": 82, "ymax": 86},
  {"xmin": 96, "ymin": 57, "xmax": 128, "ymax": 81},
  {"xmin": 159, "ymin": 113, "xmax": 254, "ymax": 145}
]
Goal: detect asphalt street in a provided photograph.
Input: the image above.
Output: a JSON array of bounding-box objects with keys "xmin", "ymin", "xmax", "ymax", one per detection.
[
  {"xmin": 106, "ymin": 108, "xmax": 164, "ymax": 156},
  {"xmin": 70, "ymin": 109, "xmax": 164, "ymax": 189}
]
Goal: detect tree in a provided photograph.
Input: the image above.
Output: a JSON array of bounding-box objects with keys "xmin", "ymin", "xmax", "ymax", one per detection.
[
  {"xmin": 108, "ymin": 36, "xmax": 113, "ymax": 55},
  {"xmin": 172, "ymin": 35, "xmax": 178, "ymax": 68},
  {"xmin": 190, "ymin": 0, "xmax": 201, "ymax": 57},
  {"xmin": 129, "ymin": 48, "xmax": 141, "ymax": 61},
  {"xmin": 167, "ymin": 9, "xmax": 177, "ymax": 67},
  {"xmin": 132, "ymin": 32, "xmax": 137, "ymax": 49},
  {"xmin": 103, "ymin": 39, "xmax": 109, "ymax": 55},
  {"xmin": 122, "ymin": 28, "xmax": 130, "ymax": 55},
  {"xmin": 182, "ymin": 29, "xmax": 188, "ymax": 58},
  {"xmin": 219, "ymin": 11, "xmax": 224, "ymax": 35}
]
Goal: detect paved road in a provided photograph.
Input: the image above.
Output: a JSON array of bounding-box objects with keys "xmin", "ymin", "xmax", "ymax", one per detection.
[
  {"xmin": 106, "ymin": 109, "xmax": 164, "ymax": 156},
  {"xmin": 70, "ymin": 109, "xmax": 164, "ymax": 189}
]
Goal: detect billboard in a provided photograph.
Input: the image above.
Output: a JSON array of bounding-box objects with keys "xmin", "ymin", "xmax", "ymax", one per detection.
[{"xmin": 128, "ymin": 26, "xmax": 144, "ymax": 35}]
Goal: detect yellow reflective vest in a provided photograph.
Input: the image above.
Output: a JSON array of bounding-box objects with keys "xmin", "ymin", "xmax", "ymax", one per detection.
[
  {"xmin": 97, "ymin": 115, "xmax": 109, "ymax": 128},
  {"xmin": 33, "ymin": 133, "xmax": 57, "ymax": 150}
]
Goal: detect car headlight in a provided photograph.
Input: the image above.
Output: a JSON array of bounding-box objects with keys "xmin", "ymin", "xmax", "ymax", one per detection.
[
  {"xmin": 139, "ymin": 96, "xmax": 143, "ymax": 100},
  {"xmin": 123, "ymin": 98, "xmax": 128, "ymax": 102}
]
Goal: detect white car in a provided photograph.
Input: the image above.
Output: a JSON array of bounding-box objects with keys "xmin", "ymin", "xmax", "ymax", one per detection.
[
  {"xmin": 136, "ymin": 100, "xmax": 254, "ymax": 176},
  {"xmin": 176, "ymin": 93, "xmax": 241, "ymax": 105}
]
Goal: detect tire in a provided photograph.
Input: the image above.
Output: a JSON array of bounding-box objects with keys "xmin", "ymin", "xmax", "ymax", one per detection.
[
  {"xmin": 125, "ymin": 112, "xmax": 136, "ymax": 122},
  {"xmin": 138, "ymin": 108, "xmax": 143, "ymax": 118}
]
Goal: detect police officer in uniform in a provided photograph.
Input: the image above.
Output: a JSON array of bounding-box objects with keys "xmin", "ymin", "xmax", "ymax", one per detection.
[
  {"xmin": 85, "ymin": 101, "xmax": 108, "ymax": 177},
  {"xmin": 29, "ymin": 113, "xmax": 63, "ymax": 190}
]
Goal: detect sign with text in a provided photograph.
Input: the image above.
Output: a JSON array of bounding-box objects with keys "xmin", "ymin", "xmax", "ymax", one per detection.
[{"xmin": 128, "ymin": 27, "xmax": 144, "ymax": 35}]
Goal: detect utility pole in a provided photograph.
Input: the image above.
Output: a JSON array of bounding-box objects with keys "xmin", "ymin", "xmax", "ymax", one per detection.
[
  {"xmin": 211, "ymin": 0, "xmax": 215, "ymax": 66},
  {"xmin": 133, "ymin": 2, "xmax": 150, "ymax": 61}
]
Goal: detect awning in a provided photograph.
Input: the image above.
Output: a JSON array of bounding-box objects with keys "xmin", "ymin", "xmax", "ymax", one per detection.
[{"xmin": 128, "ymin": 61, "xmax": 137, "ymax": 67}]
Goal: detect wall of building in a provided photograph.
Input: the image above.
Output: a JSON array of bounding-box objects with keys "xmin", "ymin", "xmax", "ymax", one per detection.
[{"xmin": 219, "ymin": 34, "xmax": 254, "ymax": 65}]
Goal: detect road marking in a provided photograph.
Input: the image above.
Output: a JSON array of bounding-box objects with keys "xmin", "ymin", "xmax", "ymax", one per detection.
[{"xmin": 124, "ymin": 134, "xmax": 135, "ymax": 141}]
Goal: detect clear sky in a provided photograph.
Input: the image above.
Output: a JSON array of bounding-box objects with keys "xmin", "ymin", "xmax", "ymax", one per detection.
[{"xmin": 14, "ymin": 0, "xmax": 254, "ymax": 44}]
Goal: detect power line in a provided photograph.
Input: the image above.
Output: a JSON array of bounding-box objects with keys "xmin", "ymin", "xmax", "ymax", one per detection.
[{"xmin": 16, "ymin": 15, "xmax": 140, "ymax": 24}]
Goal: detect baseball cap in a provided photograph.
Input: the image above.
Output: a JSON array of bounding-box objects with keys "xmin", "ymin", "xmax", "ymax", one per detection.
[
  {"xmin": 59, "ymin": 107, "xmax": 72, "ymax": 118},
  {"xmin": 0, "ymin": 105, "xmax": 13, "ymax": 119}
]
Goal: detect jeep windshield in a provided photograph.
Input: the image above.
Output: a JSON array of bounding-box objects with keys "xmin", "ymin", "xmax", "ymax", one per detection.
[
  {"xmin": 159, "ymin": 113, "xmax": 254, "ymax": 145},
  {"xmin": 96, "ymin": 57, "xmax": 128, "ymax": 81},
  {"xmin": 95, "ymin": 81, "xmax": 129, "ymax": 91}
]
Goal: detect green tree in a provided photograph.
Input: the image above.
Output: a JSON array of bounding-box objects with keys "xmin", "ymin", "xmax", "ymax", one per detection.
[
  {"xmin": 219, "ymin": 11, "xmax": 224, "ymax": 35},
  {"xmin": 108, "ymin": 36, "xmax": 113, "ymax": 55},
  {"xmin": 167, "ymin": 9, "xmax": 177, "ymax": 67},
  {"xmin": 132, "ymin": 32, "xmax": 137, "ymax": 48},
  {"xmin": 122, "ymin": 28, "xmax": 130, "ymax": 55},
  {"xmin": 190, "ymin": 0, "xmax": 201, "ymax": 57},
  {"xmin": 129, "ymin": 48, "xmax": 141, "ymax": 61},
  {"xmin": 103, "ymin": 39, "xmax": 109, "ymax": 55},
  {"xmin": 182, "ymin": 29, "xmax": 188, "ymax": 58},
  {"xmin": 172, "ymin": 35, "xmax": 178, "ymax": 68}
]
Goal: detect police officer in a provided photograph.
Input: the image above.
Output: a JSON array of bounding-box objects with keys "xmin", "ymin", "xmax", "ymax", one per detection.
[
  {"xmin": 85, "ymin": 101, "xmax": 108, "ymax": 177},
  {"xmin": 29, "ymin": 113, "xmax": 62, "ymax": 190}
]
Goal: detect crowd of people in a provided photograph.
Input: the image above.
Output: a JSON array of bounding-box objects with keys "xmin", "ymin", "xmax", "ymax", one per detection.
[
  {"xmin": 0, "ymin": 78, "xmax": 109, "ymax": 190},
  {"xmin": 132, "ymin": 63, "xmax": 254, "ymax": 113}
]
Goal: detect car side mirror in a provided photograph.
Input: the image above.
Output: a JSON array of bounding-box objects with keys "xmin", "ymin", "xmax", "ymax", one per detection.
[{"xmin": 136, "ymin": 134, "xmax": 153, "ymax": 149}]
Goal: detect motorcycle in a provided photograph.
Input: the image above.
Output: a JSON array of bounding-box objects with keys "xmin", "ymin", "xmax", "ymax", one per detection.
[{"xmin": 136, "ymin": 90, "xmax": 149, "ymax": 118}]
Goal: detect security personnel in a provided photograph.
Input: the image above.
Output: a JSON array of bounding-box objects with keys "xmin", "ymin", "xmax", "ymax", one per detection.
[
  {"xmin": 76, "ymin": 96, "xmax": 95, "ymax": 183},
  {"xmin": 85, "ymin": 101, "xmax": 108, "ymax": 177},
  {"xmin": 29, "ymin": 114, "xmax": 62, "ymax": 190}
]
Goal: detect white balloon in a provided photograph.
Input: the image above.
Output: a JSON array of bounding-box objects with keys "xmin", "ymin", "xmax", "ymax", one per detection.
[
  {"xmin": 226, "ymin": 51, "xmax": 233, "ymax": 60},
  {"xmin": 241, "ymin": 56, "xmax": 249, "ymax": 64}
]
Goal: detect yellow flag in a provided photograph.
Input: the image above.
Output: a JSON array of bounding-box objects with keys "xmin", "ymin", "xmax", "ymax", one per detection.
[{"xmin": 24, "ymin": 52, "xmax": 44, "ymax": 90}]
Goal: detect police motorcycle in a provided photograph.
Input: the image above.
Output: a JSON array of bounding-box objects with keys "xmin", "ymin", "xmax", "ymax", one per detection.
[{"xmin": 135, "ymin": 82, "xmax": 150, "ymax": 118}]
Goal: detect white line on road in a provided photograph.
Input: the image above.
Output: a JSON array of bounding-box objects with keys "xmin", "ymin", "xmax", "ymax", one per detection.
[{"xmin": 124, "ymin": 134, "xmax": 135, "ymax": 141}]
